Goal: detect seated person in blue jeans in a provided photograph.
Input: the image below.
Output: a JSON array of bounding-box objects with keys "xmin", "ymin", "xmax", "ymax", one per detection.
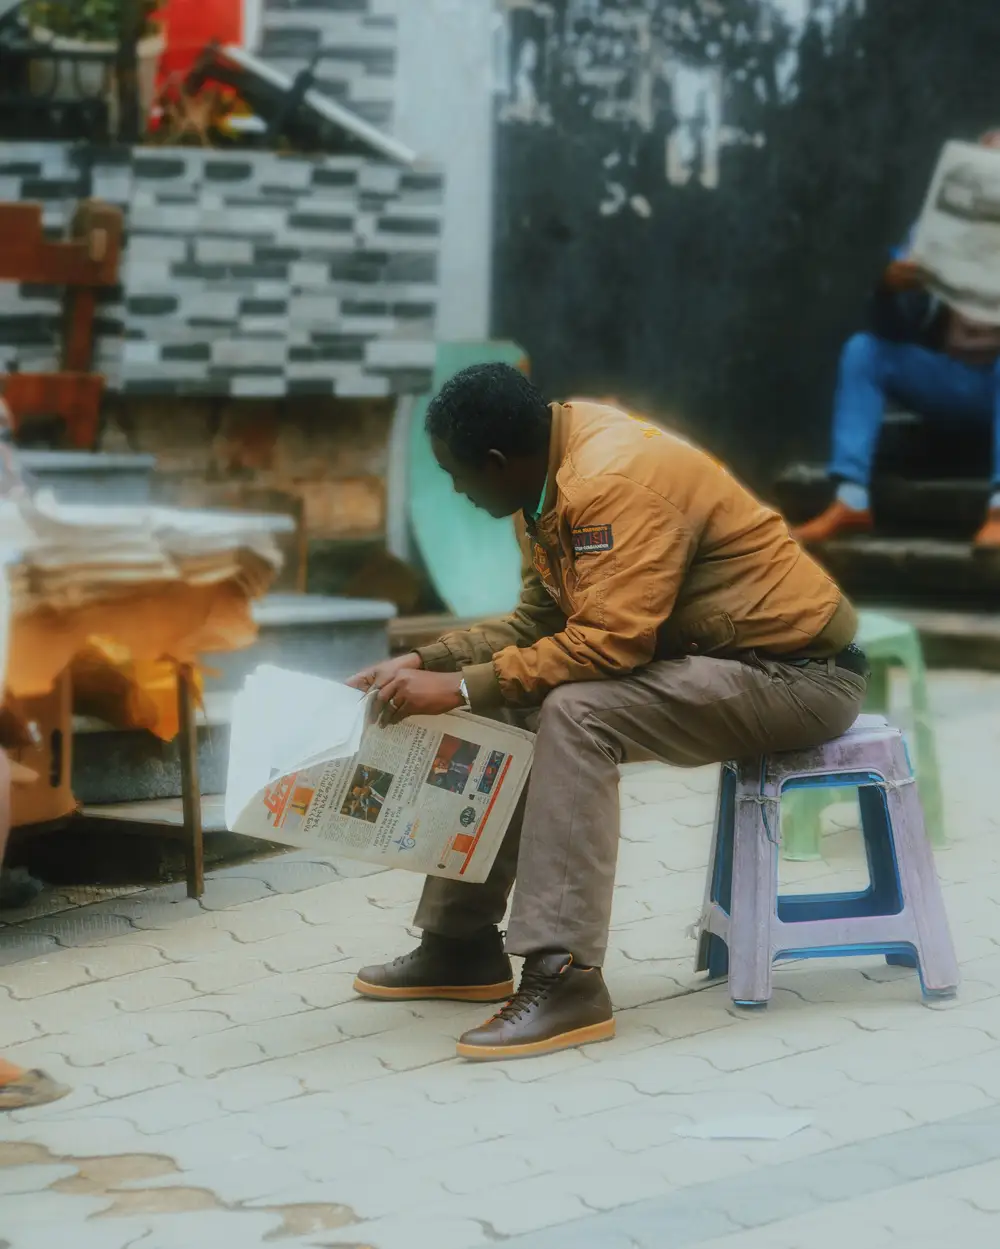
[{"xmin": 793, "ymin": 129, "xmax": 1000, "ymax": 550}]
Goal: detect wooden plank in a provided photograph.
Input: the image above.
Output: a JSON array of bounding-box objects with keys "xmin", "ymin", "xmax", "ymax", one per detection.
[
  {"xmin": 177, "ymin": 664, "xmax": 205, "ymax": 899},
  {"xmin": 0, "ymin": 202, "xmax": 123, "ymax": 287},
  {"xmin": 2, "ymin": 373, "xmax": 104, "ymax": 450}
]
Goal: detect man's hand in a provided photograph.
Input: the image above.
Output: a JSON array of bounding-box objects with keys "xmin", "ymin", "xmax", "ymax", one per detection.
[
  {"xmin": 346, "ymin": 652, "xmax": 422, "ymax": 693},
  {"xmin": 377, "ymin": 669, "xmax": 464, "ymax": 723},
  {"xmin": 884, "ymin": 256, "xmax": 926, "ymax": 292}
]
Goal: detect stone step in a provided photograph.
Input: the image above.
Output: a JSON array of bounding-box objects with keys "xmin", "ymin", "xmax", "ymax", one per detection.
[
  {"xmin": 870, "ymin": 409, "xmax": 990, "ymax": 479},
  {"xmin": 72, "ymin": 694, "xmax": 233, "ymax": 807},
  {"xmin": 80, "ymin": 794, "xmax": 229, "ymax": 834},
  {"xmin": 20, "ymin": 451, "xmax": 157, "ymax": 504},
  {"xmin": 775, "ymin": 463, "xmax": 989, "ymax": 539},
  {"xmin": 205, "ymin": 592, "xmax": 396, "ymax": 692},
  {"xmin": 810, "ymin": 535, "xmax": 1000, "ymax": 608}
]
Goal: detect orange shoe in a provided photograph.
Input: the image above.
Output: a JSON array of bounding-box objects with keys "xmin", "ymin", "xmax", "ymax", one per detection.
[
  {"xmin": 790, "ymin": 500, "xmax": 874, "ymax": 545},
  {"xmin": 973, "ymin": 510, "xmax": 1000, "ymax": 549},
  {"xmin": 0, "ymin": 1065, "xmax": 70, "ymax": 1110}
]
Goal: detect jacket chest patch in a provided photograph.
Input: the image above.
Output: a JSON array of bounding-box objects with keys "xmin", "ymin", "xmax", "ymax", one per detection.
[
  {"xmin": 572, "ymin": 524, "xmax": 614, "ymax": 555},
  {"xmin": 532, "ymin": 542, "xmax": 560, "ymax": 600}
]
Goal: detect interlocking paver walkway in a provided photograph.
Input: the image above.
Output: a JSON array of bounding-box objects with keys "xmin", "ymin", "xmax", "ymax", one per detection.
[{"xmin": 2, "ymin": 670, "xmax": 1000, "ymax": 1248}]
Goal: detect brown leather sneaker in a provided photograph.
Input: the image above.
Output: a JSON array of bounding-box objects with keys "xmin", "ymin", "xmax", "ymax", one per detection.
[
  {"xmin": 0, "ymin": 1068, "xmax": 70, "ymax": 1111},
  {"xmin": 973, "ymin": 510, "xmax": 1000, "ymax": 550},
  {"xmin": 353, "ymin": 928, "xmax": 514, "ymax": 1002},
  {"xmin": 456, "ymin": 951, "xmax": 615, "ymax": 1060},
  {"xmin": 790, "ymin": 501, "xmax": 874, "ymax": 545}
]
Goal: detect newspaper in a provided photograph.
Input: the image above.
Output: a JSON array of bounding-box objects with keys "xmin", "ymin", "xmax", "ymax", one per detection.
[
  {"xmin": 910, "ymin": 140, "xmax": 1000, "ymax": 325},
  {"xmin": 224, "ymin": 665, "xmax": 534, "ymax": 883}
]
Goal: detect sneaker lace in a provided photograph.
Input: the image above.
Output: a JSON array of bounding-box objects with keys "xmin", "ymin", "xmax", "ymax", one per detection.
[{"xmin": 493, "ymin": 967, "xmax": 556, "ymax": 1023}]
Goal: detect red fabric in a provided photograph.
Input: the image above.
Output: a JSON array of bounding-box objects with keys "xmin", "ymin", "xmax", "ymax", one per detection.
[{"xmin": 158, "ymin": 0, "xmax": 244, "ymax": 82}]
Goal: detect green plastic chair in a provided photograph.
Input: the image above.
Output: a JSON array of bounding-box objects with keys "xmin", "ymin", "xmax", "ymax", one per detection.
[{"xmin": 781, "ymin": 610, "xmax": 946, "ymax": 860}]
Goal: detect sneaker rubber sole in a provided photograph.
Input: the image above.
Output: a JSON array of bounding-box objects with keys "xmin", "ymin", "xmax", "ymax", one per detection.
[
  {"xmin": 456, "ymin": 1016, "xmax": 616, "ymax": 1061},
  {"xmin": 352, "ymin": 976, "xmax": 515, "ymax": 1003}
]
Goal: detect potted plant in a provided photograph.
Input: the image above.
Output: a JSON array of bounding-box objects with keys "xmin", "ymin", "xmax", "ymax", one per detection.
[{"xmin": 25, "ymin": 1, "xmax": 165, "ymax": 134}]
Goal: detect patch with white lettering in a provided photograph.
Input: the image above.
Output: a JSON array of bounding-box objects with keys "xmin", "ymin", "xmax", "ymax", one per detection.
[
  {"xmin": 532, "ymin": 542, "xmax": 560, "ymax": 599},
  {"xmin": 572, "ymin": 524, "xmax": 614, "ymax": 555}
]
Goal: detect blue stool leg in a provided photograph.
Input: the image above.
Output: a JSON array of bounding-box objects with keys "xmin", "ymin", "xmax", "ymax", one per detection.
[
  {"xmin": 886, "ymin": 952, "xmax": 919, "ymax": 968},
  {"xmin": 698, "ymin": 766, "xmax": 735, "ymax": 979},
  {"xmin": 858, "ymin": 783, "xmax": 918, "ymax": 970}
]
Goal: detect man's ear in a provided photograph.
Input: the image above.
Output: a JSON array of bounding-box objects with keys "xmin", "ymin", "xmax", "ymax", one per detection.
[{"xmin": 486, "ymin": 449, "xmax": 508, "ymax": 471}]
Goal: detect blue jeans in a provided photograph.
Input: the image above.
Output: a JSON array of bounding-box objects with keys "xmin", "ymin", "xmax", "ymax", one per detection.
[{"xmin": 829, "ymin": 332, "xmax": 1000, "ymax": 486}]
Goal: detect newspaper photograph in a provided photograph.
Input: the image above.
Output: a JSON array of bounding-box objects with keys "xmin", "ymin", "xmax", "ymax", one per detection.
[
  {"xmin": 224, "ymin": 665, "xmax": 534, "ymax": 883},
  {"xmin": 910, "ymin": 139, "xmax": 1000, "ymax": 325}
]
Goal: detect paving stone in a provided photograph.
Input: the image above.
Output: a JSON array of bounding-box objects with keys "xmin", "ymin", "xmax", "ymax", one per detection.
[
  {"xmin": 7, "ymin": 911, "xmax": 136, "ymax": 949},
  {"xmin": 148, "ymin": 1032, "xmax": 269, "ymax": 1081},
  {"xmin": 197, "ymin": 902, "xmax": 311, "ymax": 945},
  {"xmin": 76, "ymin": 942, "xmax": 171, "ymax": 982},
  {"xmin": 0, "ymin": 1008, "xmax": 42, "ymax": 1048},
  {"xmin": 121, "ymin": 1209, "xmax": 284, "ymax": 1249},
  {"xmin": 79, "ymin": 1084, "xmax": 230, "ymax": 1135},
  {"xmin": 0, "ymin": 931, "xmax": 61, "ymax": 964},
  {"xmin": 0, "ymin": 1163, "xmax": 77, "ymax": 1195},
  {"xmin": 1, "ymin": 957, "xmax": 94, "ymax": 999},
  {"xmin": 221, "ymin": 856, "xmax": 345, "ymax": 894},
  {"xmin": 3, "ymin": 669, "xmax": 1000, "ymax": 1246},
  {"xmin": 193, "ymin": 877, "xmax": 276, "ymax": 911},
  {"xmin": 130, "ymin": 924, "xmax": 242, "ymax": 962}
]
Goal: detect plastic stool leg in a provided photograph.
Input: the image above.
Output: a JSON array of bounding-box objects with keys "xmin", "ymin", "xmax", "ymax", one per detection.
[
  {"xmin": 725, "ymin": 783, "xmax": 779, "ymax": 1007},
  {"xmin": 706, "ymin": 933, "xmax": 729, "ymax": 979}
]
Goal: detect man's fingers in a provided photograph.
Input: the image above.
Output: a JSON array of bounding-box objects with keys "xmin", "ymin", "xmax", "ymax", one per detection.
[
  {"xmin": 346, "ymin": 670, "xmax": 375, "ymax": 691},
  {"xmin": 377, "ymin": 675, "xmax": 400, "ymax": 704},
  {"xmin": 377, "ymin": 675, "xmax": 404, "ymax": 724}
]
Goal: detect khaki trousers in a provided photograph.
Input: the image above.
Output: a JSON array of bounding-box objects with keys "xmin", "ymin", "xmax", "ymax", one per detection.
[{"xmin": 414, "ymin": 655, "xmax": 867, "ymax": 967}]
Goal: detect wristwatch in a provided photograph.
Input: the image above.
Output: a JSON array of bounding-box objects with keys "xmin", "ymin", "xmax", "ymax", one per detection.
[{"xmin": 458, "ymin": 677, "xmax": 471, "ymax": 711}]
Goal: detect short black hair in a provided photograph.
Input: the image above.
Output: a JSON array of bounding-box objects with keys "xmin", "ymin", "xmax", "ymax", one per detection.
[{"xmin": 425, "ymin": 363, "xmax": 551, "ymax": 465}]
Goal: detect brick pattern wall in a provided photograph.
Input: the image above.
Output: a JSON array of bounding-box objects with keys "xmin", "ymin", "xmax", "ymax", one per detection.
[
  {"xmin": 259, "ymin": 0, "xmax": 398, "ymax": 130},
  {"xmin": 0, "ymin": 141, "xmax": 443, "ymax": 399}
]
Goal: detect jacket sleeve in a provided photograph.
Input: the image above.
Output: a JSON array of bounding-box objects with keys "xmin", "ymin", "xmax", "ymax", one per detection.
[
  {"xmin": 463, "ymin": 476, "xmax": 694, "ymax": 710},
  {"xmin": 416, "ymin": 519, "xmax": 566, "ymax": 673}
]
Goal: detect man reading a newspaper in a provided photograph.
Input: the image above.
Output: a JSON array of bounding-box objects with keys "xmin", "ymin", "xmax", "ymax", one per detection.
[
  {"xmin": 792, "ymin": 128, "xmax": 1000, "ymax": 548},
  {"xmin": 348, "ymin": 363, "xmax": 868, "ymax": 1060}
]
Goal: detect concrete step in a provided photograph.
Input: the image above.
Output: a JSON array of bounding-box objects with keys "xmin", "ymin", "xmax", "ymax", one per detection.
[
  {"xmin": 72, "ymin": 694, "xmax": 232, "ymax": 806},
  {"xmin": 205, "ymin": 592, "xmax": 396, "ymax": 692},
  {"xmin": 811, "ymin": 535, "xmax": 1000, "ymax": 608},
  {"xmin": 80, "ymin": 794, "xmax": 229, "ymax": 833},
  {"xmin": 775, "ymin": 463, "xmax": 990, "ymax": 539},
  {"xmin": 20, "ymin": 452, "xmax": 157, "ymax": 505}
]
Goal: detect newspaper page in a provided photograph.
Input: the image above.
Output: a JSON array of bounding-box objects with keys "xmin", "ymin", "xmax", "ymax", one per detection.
[
  {"xmin": 910, "ymin": 140, "xmax": 1000, "ymax": 325},
  {"xmin": 224, "ymin": 665, "xmax": 534, "ymax": 884}
]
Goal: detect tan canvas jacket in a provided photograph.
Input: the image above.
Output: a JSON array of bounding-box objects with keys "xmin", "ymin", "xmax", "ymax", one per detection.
[{"xmin": 418, "ymin": 401, "xmax": 856, "ymax": 710}]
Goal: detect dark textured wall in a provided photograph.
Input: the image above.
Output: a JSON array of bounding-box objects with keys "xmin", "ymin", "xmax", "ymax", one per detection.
[{"xmin": 492, "ymin": 0, "xmax": 1000, "ymax": 493}]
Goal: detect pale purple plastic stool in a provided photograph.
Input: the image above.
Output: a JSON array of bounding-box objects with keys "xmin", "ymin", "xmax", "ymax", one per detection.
[{"xmin": 694, "ymin": 714, "xmax": 960, "ymax": 1007}]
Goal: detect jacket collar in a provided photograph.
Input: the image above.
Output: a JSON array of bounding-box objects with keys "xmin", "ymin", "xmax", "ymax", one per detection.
[{"xmin": 525, "ymin": 403, "xmax": 568, "ymax": 533}]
